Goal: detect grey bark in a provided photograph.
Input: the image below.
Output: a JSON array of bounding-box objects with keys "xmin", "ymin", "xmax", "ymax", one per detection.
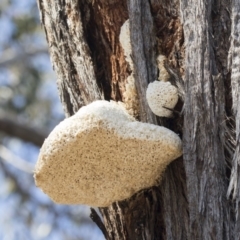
[
  {"xmin": 37, "ymin": 0, "xmax": 102, "ymax": 117},
  {"xmin": 128, "ymin": 0, "xmax": 158, "ymax": 123},
  {"xmin": 37, "ymin": 0, "xmax": 239, "ymax": 239},
  {"xmin": 181, "ymin": 0, "xmax": 233, "ymax": 239},
  {"xmin": 227, "ymin": 0, "xmax": 240, "ymax": 237}
]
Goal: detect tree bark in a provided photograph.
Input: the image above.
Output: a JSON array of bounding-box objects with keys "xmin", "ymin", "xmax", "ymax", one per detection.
[
  {"xmin": 227, "ymin": 0, "xmax": 240, "ymax": 237},
  {"xmin": 181, "ymin": 0, "xmax": 233, "ymax": 238},
  {"xmin": 37, "ymin": 0, "xmax": 238, "ymax": 239}
]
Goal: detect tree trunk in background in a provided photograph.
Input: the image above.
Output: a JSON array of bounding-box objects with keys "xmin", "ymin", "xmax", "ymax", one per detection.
[{"xmin": 37, "ymin": 0, "xmax": 240, "ymax": 239}]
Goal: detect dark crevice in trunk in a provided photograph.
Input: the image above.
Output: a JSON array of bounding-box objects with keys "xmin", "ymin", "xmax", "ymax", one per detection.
[{"xmin": 79, "ymin": 0, "xmax": 129, "ymax": 102}]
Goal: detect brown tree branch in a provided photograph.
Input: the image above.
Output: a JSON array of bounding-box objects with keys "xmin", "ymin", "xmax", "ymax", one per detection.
[{"xmin": 0, "ymin": 114, "xmax": 47, "ymax": 147}]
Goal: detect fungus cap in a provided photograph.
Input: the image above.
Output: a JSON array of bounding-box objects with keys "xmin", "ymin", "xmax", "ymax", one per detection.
[
  {"xmin": 146, "ymin": 81, "xmax": 178, "ymax": 117},
  {"xmin": 34, "ymin": 100, "xmax": 182, "ymax": 207}
]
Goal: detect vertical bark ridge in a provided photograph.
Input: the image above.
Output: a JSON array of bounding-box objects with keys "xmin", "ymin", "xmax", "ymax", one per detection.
[
  {"xmin": 37, "ymin": 0, "xmax": 102, "ymax": 116},
  {"xmin": 181, "ymin": 0, "xmax": 231, "ymax": 239},
  {"xmin": 227, "ymin": 0, "xmax": 240, "ymax": 238},
  {"xmin": 127, "ymin": 0, "xmax": 158, "ymax": 123}
]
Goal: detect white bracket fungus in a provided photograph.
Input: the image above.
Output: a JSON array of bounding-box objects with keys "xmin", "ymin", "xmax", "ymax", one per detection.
[
  {"xmin": 146, "ymin": 54, "xmax": 179, "ymax": 117},
  {"xmin": 34, "ymin": 100, "xmax": 182, "ymax": 207},
  {"xmin": 146, "ymin": 81, "xmax": 179, "ymax": 118}
]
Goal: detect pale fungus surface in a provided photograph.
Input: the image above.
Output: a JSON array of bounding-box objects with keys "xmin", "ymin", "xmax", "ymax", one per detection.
[
  {"xmin": 119, "ymin": 19, "xmax": 133, "ymax": 68},
  {"xmin": 146, "ymin": 81, "xmax": 179, "ymax": 117},
  {"xmin": 119, "ymin": 19, "xmax": 139, "ymax": 117},
  {"xmin": 34, "ymin": 100, "xmax": 182, "ymax": 207},
  {"xmin": 157, "ymin": 55, "xmax": 171, "ymax": 81}
]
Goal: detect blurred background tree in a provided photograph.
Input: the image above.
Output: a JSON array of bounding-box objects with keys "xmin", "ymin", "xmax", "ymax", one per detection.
[{"xmin": 0, "ymin": 0, "xmax": 103, "ymax": 239}]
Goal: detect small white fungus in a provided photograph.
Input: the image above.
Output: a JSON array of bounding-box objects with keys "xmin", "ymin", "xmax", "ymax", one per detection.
[{"xmin": 146, "ymin": 81, "xmax": 178, "ymax": 117}]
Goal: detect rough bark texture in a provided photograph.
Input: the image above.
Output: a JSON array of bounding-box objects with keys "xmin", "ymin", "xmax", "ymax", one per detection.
[
  {"xmin": 128, "ymin": 0, "xmax": 157, "ymax": 123},
  {"xmin": 37, "ymin": 0, "xmax": 103, "ymax": 117},
  {"xmin": 37, "ymin": 0, "xmax": 240, "ymax": 239},
  {"xmin": 227, "ymin": 0, "xmax": 240, "ymax": 237},
  {"xmin": 181, "ymin": 0, "xmax": 233, "ymax": 239}
]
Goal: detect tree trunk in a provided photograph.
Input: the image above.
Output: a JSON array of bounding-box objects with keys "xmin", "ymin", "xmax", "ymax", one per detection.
[{"xmin": 37, "ymin": 0, "xmax": 239, "ymax": 239}]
